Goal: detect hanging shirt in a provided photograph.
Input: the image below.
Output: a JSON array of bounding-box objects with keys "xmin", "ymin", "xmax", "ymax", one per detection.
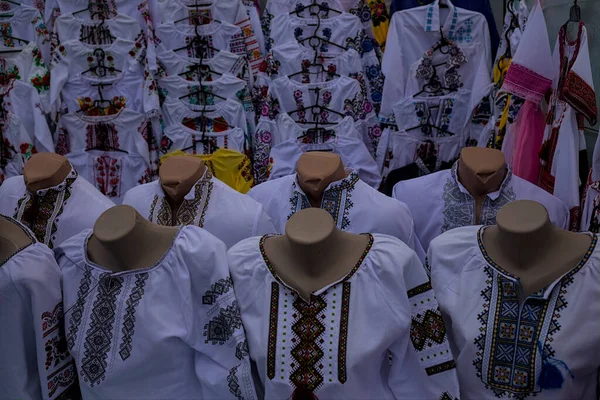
[
  {"xmin": 0, "ymin": 41, "xmax": 50, "ymax": 112},
  {"xmin": 161, "ymin": 149, "xmax": 255, "ymax": 194},
  {"xmin": 0, "ymin": 5, "xmax": 50, "ymax": 64},
  {"xmin": 0, "ymin": 0, "xmax": 44, "ymax": 14},
  {"xmin": 389, "ymin": 0, "xmax": 499, "ymax": 61},
  {"xmin": 156, "ymin": 49, "xmax": 251, "ymax": 85},
  {"xmin": 54, "ymin": 13, "xmax": 141, "ymax": 44},
  {"xmin": 122, "ymin": 171, "xmax": 275, "ymax": 248},
  {"xmin": 161, "ymin": 125, "xmax": 246, "ymax": 157},
  {"xmin": 0, "ymin": 215, "xmax": 80, "ymax": 400},
  {"xmin": 393, "ymin": 162, "xmax": 570, "ymax": 251},
  {"xmin": 539, "ymin": 23, "xmax": 597, "ymax": 231},
  {"xmin": 0, "ymin": 112, "xmax": 43, "ymax": 183},
  {"xmin": 0, "ymin": 168, "xmax": 115, "ymax": 248},
  {"xmin": 381, "ymin": 0, "xmax": 491, "ymax": 122},
  {"xmin": 157, "ymin": 0, "xmax": 264, "ymax": 75},
  {"xmin": 55, "ymin": 226, "xmax": 258, "ymax": 400},
  {"xmin": 428, "ymin": 225, "xmax": 600, "ymax": 399},
  {"xmin": 0, "ymin": 79, "xmax": 53, "ymax": 154},
  {"xmin": 248, "ymin": 170, "xmax": 424, "ymax": 260},
  {"xmin": 227, "ymin": 233, "xmax": 459, "ymax": 399}
]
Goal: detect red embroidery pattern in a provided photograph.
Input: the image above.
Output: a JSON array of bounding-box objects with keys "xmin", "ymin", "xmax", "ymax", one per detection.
[
  {"xmin": 86, "ymin": 122, "xmax": 120, "ymax": 150},
  {"xmin": 93, "ymin": 155, "xmax": 122, "ymax": 199},
  {"xmin": 563, "ymin": 71, "xmax": 598, "ymax": 126}
]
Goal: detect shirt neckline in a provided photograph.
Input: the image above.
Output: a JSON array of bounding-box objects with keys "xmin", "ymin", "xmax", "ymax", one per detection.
[
  {"xmin": 259, "ymin": 233, "xmax": 374, "ymax": 299},
  {"xmin": 155, "ymin": 168, "xmax": 214, "ymax": 201},
  {"xmin": 35, "ymin": 167, "xmax": 78, "ymax": 197},
  {"xmin": 450, "ymin": 161, "xmax": 512, "ymax": 201},
  {"xmin": 477, "ymin": 225, "xmax": 598, "ymax": 299},
  {"xmin": 423, "ymin": 0, "xmax": 457, "ymax": 34}
]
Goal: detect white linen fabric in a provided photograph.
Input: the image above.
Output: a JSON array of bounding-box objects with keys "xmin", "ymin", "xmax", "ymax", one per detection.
[
  {"xmin": 122, "ymin": 171, "xmax": 276, "ymax": 248},
  {"xmin": 393, "ymin": 162, "xmax": 570, "ymax": 251},
  {"xmin": 428, "ymin": 225, "xmax": 600, "ymax": 399},
  {"xmin": 157, "ymin": 0, "xmax": 264, "ymax": 74},
  {"xmin": 0, "ymin": 216, "xmax": 79, "ymax": 400},
  {"xmin": 268, "ymin": 133, "xmax": 382, "ymax": 189},
  {"xmin": 381, "ymin": 0, "xmax": 491, "ymax": 122},
  {"xmin": 227, "ymin": 233, "xmax": 460, "ymax": 399},
  {"xmin": 55, "ymin": 226, "xmax": 257, "ymax": 399},
  {"xmin": 248, "ymin": 170, "xmax": 425, "ymax": 260},
  {"xmin": 0, "ymin": 168, "xmax": 115, "ymax": 248}
]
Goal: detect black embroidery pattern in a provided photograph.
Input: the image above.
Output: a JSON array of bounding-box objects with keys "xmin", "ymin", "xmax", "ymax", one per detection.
[
  {"xmin": 202, "ymin": 277, "xmax": 233, "ymax": 305},
  {"xmin": 410, "ymin": 309, "xmax": 448, "ymax": 352},
  {"xmin": 119, "ymin": 273, "xmax": 149, "ymax": 361},
  {"xmin": 235, "ymin": 340, "xmax": 249, "ymax": 361},
  {"xmin": 227, "ymin": 366, "xmax": 243, "ymax": 400},
  {"xmin": 67, "ymin": 265, "xmax": 92, "ymax": 350},
  {"xmin": 203, "ymin": 301, "xmax": 243, "ymax": 345},
  {"xmin": 80, "ymin": 275, "xmax": 124, "ymax": 387}
]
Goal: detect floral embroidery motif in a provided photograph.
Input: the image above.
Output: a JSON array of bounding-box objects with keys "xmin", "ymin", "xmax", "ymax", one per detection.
[
  {"xmin": 293, "ymin": 89, "xmax": 306, "ymax": 123},
  {"xmin": 442, "ymin": 164, "xmax": 516, "ymax": 233},
  {"xmin": 42, "ymin": 302, "xmax": 70, "ymax": 371},
  {"xmin": 81, "ymin": 275, "xmax": 124, "ymax": 386},
  {"xmin": 203, "ymin": 301, "xmax": 243, "ymax": 345},
  {"xmin": 93, "ymin": 155, "xmax": 123, "ymax": 200},
  {"xmin": 364, "ymin": 64, "xmax": 384, "ymax": 114},
  {"xmin": 119, "ymin": 273, "xmax": 149, "ymax": 361},
  {"xmin": 368, "ymin": 0, "xmax": 388, "ymax": 27},
  {"xmin": 417, "ymin": 39, "xmax": 467, "ymax": 93},
  {"xmin": 0, "ymin": 22, "xmax": 14, "ymax": 47},
  {"xmin": 473, "ymin": 229, "xmax": 598, "ymax": 398}
]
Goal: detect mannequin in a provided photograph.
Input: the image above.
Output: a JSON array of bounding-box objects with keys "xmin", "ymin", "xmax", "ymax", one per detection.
[
  {"xmin": 0, "ymin": 216, "xmax": 33, "ymax": 264},
  {"xmin": 263, "ymin": 208, "xmax": 370, "ymax": 301},
  {"xmin": 159, "ymin": 155, "xmax": 207, "ymax": 225},
  {"xmin": 296, "ymin": 152, "xmax": 347, "ymax": 207},
  {"xmin": 23, "ymin": 152, "xmax": 72, "ymax": 193},
  {"xmin": 482, "ymin": 200, "xmax": 592, "ymax": 298},
  {"xmin": 87, "ymin": 205, "xmax": 178, "ymax": 272},
  {"xmin": 457, "ymin": 147, "xmax": 507, "ymax": 223}
]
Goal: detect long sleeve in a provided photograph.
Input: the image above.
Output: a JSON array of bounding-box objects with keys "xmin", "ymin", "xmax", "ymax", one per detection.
[
  {"xmin": 180, "ymin": 233, "xmax": 257, "ymax": 400},
  {"xmin": 252, "ymin": 205, "xmax": 277, "ymax": 236},
  {"xmin": 380, "ymin": 14, "xmax": 404, "ymax": 122}
]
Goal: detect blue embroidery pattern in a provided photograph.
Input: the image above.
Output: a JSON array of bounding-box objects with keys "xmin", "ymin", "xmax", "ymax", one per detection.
[
  {"xmin": 473, "ymin": 228, "xmax": 597, "ymax": 398},
  {"xmin": 452, "ymin": 19, "xmax": 473, "ymax": 43},
  {"xmin": 425, "ymin": 5, "xmax": 435, "ymax": 32}
]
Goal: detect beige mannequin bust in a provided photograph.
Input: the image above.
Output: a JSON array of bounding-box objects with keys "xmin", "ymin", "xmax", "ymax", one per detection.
[
  {"xmin": 482, "ymin": 200, "xmax": 592, "ymax": 299},
  {"xmin": 87, "ymin": 205, "xmax": 178, "ymax": 272},
  {"xmin": 23, "ymin": 153, "xmax": 72, "ymax": 193},
  {"xmin": 296, "ymin": 152, "xmax": 347, "ymax": 207},
  {"xmin": 457, "ymin": 147, "xmax": 507, "ymax": 223},
  {"xmin": 263, "ymin": 208, "xmax": 370, "ymax": 301},
  {"xmin": 159, "ymin": 155, "xmax": 207, "ymax": 225},
  {"xmin": 0, "ymin": 216, "xmax": 34, "ymax": 264}
]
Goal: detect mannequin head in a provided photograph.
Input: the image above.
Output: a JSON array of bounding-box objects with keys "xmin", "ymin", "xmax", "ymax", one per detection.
[
  {"xmin": 93, "ymin": 205, "xmax": 141, "ymax": 243},
  {"xmin": 496, "ymin": 200, "xmax": 550, "ymax": 235},
  {"xmin": 296, "ymin": 152, "xmax": 347, "ymax": 206},
  {"xmin": 285, "ymin": 207, "xmax": 336, "ymax": 247},
  {"xmin": 458, "ymin": 147, "xmax": 507, "ymax": 196},
  {"xmin": 159, "ymin": 155, "xmax": 207, "ymax": 205},
  {"xmin": 23, "ymin": 152, "xmax": 72, "ymax": 193}
]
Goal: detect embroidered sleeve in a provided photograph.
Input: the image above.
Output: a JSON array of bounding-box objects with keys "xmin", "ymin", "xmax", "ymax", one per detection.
[
  {"xmin": 404, "ymin": 275, "xmax": 461, "ymax": 400},
  {"xmin": 564, "ymin": 71, "xmax": 598, "ymax": 126},
  {"xmin": 233, "ymin": 6, "xmax": 264, "ymax": 77},
  {"xmin": 182, "ymin": 238, "xmax": 257, "ymax": 400},
  {"xmin": 253, "ymin": 119, "xmax": 276, "ymax": 185}
]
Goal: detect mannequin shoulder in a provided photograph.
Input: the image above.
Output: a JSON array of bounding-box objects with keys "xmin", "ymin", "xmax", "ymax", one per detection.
[
  {"xmin": 367, "ymin": 234, "xmax": 422, "ymax": 274},
  {"xmin": 53, "ymin": 230, "xmax": 92, "ymax": 269},
  {"xmin": 175, "ymin": 225, "xmax": 228, "ymax": 257},
  {"xmin": 427, "ymin": 226, "xmax": 481, "ymax": 274},
  {"xmin": 121, "ymin": 181, "xmax": 160, "ymax": 207},
  {"xmin": 0, "ymin": 175, "xmax": 26, "ymax": 196},
  {"xmin": 227, "ymin": 236, "xmax": 266, "ymax": 278},
  {"xmin": 247, "ymin": 176, "xmax": 294, "ymax": 205},
  {"xmin": 392, "ymin": 170, "xmax": 449, "ymax": 203}
]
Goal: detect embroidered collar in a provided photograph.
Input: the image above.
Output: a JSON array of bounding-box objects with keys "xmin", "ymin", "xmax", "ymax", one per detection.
[
  {"xmin": 423, "ymin": 0, "xmax": 458, "ymax": 35},
  {"xmin": 477, "ymin": 226, "xmax": 598, "ymax": 299},
  {"xmin": 155, "ymin": 168, "xmax": 214, "ymax": 201},
  {"xmin": 293, "ymin": 169, "xmax": 360, "ymax": 196},
  {"xmin": 416, "ymin": 38, "xmax": 467, "ymax": 92},
  {"xmin": 450, "ymin": 161, "xmax": 513, "ymax": 201},
  {"xmin": 36, "ymin": 167, "xmax": 78, "ymax": 197}
]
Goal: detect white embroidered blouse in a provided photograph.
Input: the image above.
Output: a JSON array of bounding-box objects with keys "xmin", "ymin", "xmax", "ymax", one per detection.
[
  {"xmin": 0, "ymin": 168, "xmax": 115, "ymax": 249},
  {"xmin": 55, "ymin": 226, "xmax": 257, "ymax": 399},
  {"xmin": 0, "ymin": 216, "xmax": 79, "ymax": 400},
  {"xmin": 393, "ymin": 162, "xmax": 570, "ymax": 251},
  {"xmin": 227, "ymin": 233, "xmax": 460, "ymax": 399},
  {"xmin": 248, "ymin": 170, "xmax": 424, "ymax": 260},
  {"xmin": 122, "ymin": 172, "xmax": 276, "ymax": 249},
  {"xmin": 428, "ymin": 225, "xmax": 600, "ymax": 399}
]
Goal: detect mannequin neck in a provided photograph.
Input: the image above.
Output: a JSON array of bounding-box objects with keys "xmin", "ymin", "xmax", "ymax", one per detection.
[
  {"xmin": 457, "ymin": 160, "xmax": 506, "ymax": 198},
  {"xmin": 296, "ymin": 153, "xmax": 347, "ymax": 207},
  {"xmin": 282, "ymin": 227, "xmax": 344, "ymax": 278},
  {"xmin": 24, "ymin": 155, "xmax": 72, "ymax": 194},
  {"xmin": 160, "ymin": 157, "xmax": 207, "ymax": 211}
]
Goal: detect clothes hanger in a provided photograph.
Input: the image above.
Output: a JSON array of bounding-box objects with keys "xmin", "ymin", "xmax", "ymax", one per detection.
[
  {"xmin": 86, "ymin": 144, "xmax": 129, "ymax": 153},
  {"xmin": 73, "ymin": 0, "xmax": 112, "ymax": 17},
  {"xmin": 173, "ymin": 1, "xmax": 222, "ymax": 26},
  {"xmin": 289, "ymin": 0, "xmax": 342, "ymax": 16},
  {"xmin": 80, "ymin": 48, "xmax": 122, "ymax": 77},
  {"xmin": 288, "ymin": 28, "xmax": 342, "ymax": 79},
  {"xmin": 405, "ymin": 104, "xmax": 456, "ymax": 136},
  {"xmin": 288, "ymin": 87, "xmax": 346, "ymax": 123},
  {"xmin": 80, "ymin": 16, "xmax": 116, "ymax": 44},
  {"xmin": 174, "ymin": 25, "xmax": 220, "ymax": 56},
  {"xmin": 178, "ymin": 85, "xmax": 227, "ymax": 102},
  {"xmin": 77, "ymin": 83, "xmax": 121, "ymax": 116},
  {"xmin": 177, "ymin": 49, "xmax": 222, "ymax": 79},
  {"xmin": 296, "ymin": 14, "xmax": 348, "ymax": 51}
]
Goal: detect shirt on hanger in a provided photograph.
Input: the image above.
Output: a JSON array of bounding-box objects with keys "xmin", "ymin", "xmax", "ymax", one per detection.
[
  {"xmin": 393, "ymin": 162, "xmax": 570, "ymax": 251},
  {"xmin": 248, "ymin": 170, "xmax": 425, "ymax": 260},
  {"xmin": 157, "ymin": 0, "xmax": 264, "ymax": 75},
  {"xmin": 0, "ymin": 112, "xmax": 42, "ymax": 183},
  {"xmin": 0, "ymin": 168, "xmax": 115, "ymax": 248},
  {"xmin": 161, "ymin": 149, "xmax": 255, "ymax": 194},
  {"xmin": 160, "ymin": 125, "xmax": 246, "ymax": 157},
  {"xmin": 123, "ymin": 170, "xmax": 276, "ymax": 249},
  {"xmin": 0, "ymin": 5, "xmax": 50, "ymax": 63},
  {"xmin": 54, "ymin": 13, "xmax": 142, "ymax": 44},
  {"xmin": 389, "ymin": 0, "xmax": 499, "ymax": 61},
  {"xmin": 228, "ymin": 233, "xmax": 459, "ymax": 399},
  {"xmin": 428, "ymin": 225, "xmax": 600, "ymax": 399},
  {"xmin": 55, "ymin": 226, "xmax": 258, "ymax": 399},
  {"xmin": 381, "ymin": 0, "xmax": 491, "ymax": 122}
]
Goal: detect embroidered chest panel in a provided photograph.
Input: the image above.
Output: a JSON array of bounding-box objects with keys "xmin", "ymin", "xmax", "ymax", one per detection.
[
  {"xmin": 148, "ymin": 178, "xmax": 214, "ymax": 227},
  {"xmin": 67, "ymin": 270, "xmax": 150, "ymax": 387},
  {"xmin": 288, "ymin": 173, "xmax": 359, "ymax": 231},
  {"xmin": 473, "ymin": 233, "xmax": 598, "ymax": 398}
]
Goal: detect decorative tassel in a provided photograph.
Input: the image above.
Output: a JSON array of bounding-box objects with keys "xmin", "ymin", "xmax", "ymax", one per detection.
[
  {"xmin": 291, "ymin": 388, "xmax": 318, "ymax": 400},
  {"xmin": 537, "ymin": 341, "xmax": 574, "ymax": 390}
]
